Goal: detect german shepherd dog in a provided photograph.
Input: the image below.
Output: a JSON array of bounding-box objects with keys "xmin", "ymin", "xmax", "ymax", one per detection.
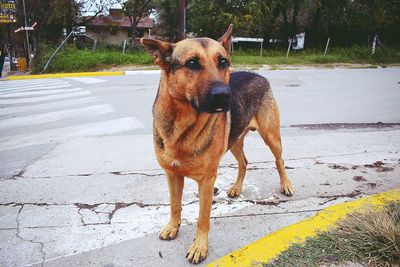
[{"xmin": 141, "ymin": 24, "xmax": 293, "ymax": 264}]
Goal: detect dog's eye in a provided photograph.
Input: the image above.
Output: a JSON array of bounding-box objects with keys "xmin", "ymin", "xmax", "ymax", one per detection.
[
  {"xmin": 219, "ymin": 57, "xmax": 229, "ymax": 69},
  {"xmin": 185, "ymin": 58, "xmax": 201, "ymax": 70}
]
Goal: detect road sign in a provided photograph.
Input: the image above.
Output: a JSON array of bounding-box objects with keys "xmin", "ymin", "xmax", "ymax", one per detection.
[{"xmin": 0, "ymin": 0, "xmax": 17, "ymax": 24}]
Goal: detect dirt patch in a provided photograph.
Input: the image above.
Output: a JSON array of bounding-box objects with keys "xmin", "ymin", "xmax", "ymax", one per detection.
[
  {"xmin": 328, "ymin": 164, "xmax": 349, "ymax": 171},
  {"xmin": 366, "ymin": 183, "xmax": 377, "ymax": 188},
  {"xmin": 353, "ymin": 176, "xmax": 367, "ymax": 182},
  {"xmin": 364, "ymin": 161, "xmax": 394, "ymax": 172}
]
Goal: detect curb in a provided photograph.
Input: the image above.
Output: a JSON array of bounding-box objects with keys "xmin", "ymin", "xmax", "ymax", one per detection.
[
  {"xmin": 125, "ymin": 70, "xmax": 161, "ymax": 75},
  {"xmin": 5, "ymin": 71, "xmax": 125, "ymax": 80},
  {"xmin": 207, "ymin": 187, "xmax": 400, "ymax": 267}
]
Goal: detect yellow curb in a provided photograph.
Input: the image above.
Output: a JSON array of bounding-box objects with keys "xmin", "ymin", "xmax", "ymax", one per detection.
[
  {"xmin": 5, "ymin": 71, "xmax": 124, "ymax": 80},
  {"xmin": 208, "ymin": 187, "xmax": 400, "ymax": 267}
]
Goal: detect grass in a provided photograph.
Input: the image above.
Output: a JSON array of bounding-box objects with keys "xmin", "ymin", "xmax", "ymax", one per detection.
[
  {"xmin": 32, "ymin": 47, "xmax": 153, "ymax": 74},
  {"xmin": 266, "ymin": 202, "xmax": 400, "ymax": 267},
  {"xmin": 32, "ymin": 45, "xmax": 400, "ymax": 74},
  {"xmin": 232, "ymin": 45, "xmax": 400, "ymax": 66}
]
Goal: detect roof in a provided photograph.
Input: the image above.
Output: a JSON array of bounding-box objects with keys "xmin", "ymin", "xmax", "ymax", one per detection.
[{"xmin": 84, "ymin": 14, "xmax": 154, "ymax": 29}]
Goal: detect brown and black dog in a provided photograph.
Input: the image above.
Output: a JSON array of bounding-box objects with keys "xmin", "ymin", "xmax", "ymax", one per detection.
[{"xmin": 141, "ymin": 24, "xmax": 293, "ymax": 264}]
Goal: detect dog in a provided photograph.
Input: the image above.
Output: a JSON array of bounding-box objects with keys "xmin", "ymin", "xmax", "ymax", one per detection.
[{"xmin": 141, "ymin": 24, "xmax": 293, "ymax": 264}]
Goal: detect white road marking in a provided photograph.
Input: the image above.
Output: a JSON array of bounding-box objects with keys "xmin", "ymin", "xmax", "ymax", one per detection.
[
  {"xmin": 125, "ymin": 70, "xmax": 161, "ymax": 75},
  {"xmin": 0, "ymin": 79, "xmax": 63, "ymax": 86},
  {"xmin": 0, "ymin": 97, "xmax": 98, "ymax": 116},
  {"xmin": 0, "ymin": 117, "xmax": 145, "ymax": 151},
  {"xmin": 0, "ymin": 104, "xmax": 115, "ymax": 129},
  {"xmin": 0, "ymin": 88, "xmax": 82, "ymax": 98},
  {"xmin": 66, "ymin": 77, "xmax": 106, "ymax": 84},
  {"xmin": 0, "ymin": 90, "xmax": 89, "ymax": 105},
  {"xmin": 0, "ymin": 84, "xmax": 71, "ymax": 94},
  {"xmin": 0, "ymin": 80, "xmax": 68, "ymax": 90}
]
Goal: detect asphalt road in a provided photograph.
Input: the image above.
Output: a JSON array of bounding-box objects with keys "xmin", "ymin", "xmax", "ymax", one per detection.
[{"xmin": 0, "ymin": 67, "xmax": 399, "ymax": 267}]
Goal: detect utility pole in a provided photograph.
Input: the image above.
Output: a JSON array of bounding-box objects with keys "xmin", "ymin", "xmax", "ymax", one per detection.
[
  {"xmin": 22, "ymin": 0, "xmax": 31, "ymax": 67},
  {"xmin": 7, "ymin": 24, "xmax": 15, "ymax": 70},
  {"xmin": 179, "ymin": 0, "xmax": 185, "ymax": 41}
]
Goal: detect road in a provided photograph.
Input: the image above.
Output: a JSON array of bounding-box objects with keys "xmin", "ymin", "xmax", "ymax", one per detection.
[{"xmin": 0, "ymin": 67, "xmax": 399, "ymax": 267}]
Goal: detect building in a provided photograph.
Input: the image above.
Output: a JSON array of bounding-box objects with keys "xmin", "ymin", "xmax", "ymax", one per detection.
[{"xmin": 84, "ymin": 9, "xmax": 154, "ymax": 46}]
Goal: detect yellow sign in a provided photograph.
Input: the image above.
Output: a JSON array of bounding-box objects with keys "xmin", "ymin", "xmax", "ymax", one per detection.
[
  {"xmin": 0, "ymin": 1, "xmax": 16, "ymax": 10},
  {"xmin": 0, "ymin": 0, "xmax": 17, "ymax": 24}
]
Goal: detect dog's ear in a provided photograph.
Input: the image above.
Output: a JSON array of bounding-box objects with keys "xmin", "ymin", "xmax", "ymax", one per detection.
[
  {"xmin": 218, "ymin": 24, "xmax": 233, "ymax": 53},
  {"xmin": 140, "ymin": 38, "xmax": 175, "ymax": 69}
]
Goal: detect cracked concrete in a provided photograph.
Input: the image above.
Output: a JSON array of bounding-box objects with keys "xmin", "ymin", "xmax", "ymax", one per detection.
[{"xmin": 1, "ymin": 68, "xmax": 400, "ymax": 266}]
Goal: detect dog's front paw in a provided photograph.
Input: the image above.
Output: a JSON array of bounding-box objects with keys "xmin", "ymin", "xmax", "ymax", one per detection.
[
  {"xmin": 159, "ymin": 223, "xmax": 180, "ymax": 240},
  {"xmin": 280, "ymin": 181, "xmax": 294, "ymax": 196},
  {"xmin": 186, "ymin": 238, "xmax": 208, "ymax": 264},
  {"xmin": 227, "ymin": 183, "xmax": 242, "ymax": 198}
]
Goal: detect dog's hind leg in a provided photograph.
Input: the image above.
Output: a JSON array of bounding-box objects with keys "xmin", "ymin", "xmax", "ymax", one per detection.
[
  {"xmin": 255, "ymin": 95, "xmax": 294, "ymax": 196},
  {"xmin": 227, "ymin": 130, "xmax": 249, "ymax": 198},
  {"xmin": 159, "ymin": 171, "xmax": 184, "ymax": 240}
]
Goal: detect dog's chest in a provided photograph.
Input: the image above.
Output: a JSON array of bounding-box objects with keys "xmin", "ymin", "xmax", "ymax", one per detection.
[{"xmin": 156, "ymin": 150, "xmax": 210, "ymax": 178}]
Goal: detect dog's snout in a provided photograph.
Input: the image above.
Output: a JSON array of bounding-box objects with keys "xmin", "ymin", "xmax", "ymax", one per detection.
[
  {"xmin": 210, "ymin": 85, "xmax": 231, "ymax": 100},
  {"xmin": 204, "ymin": 82, "xmax": 231, "ymax": 113},
  {"xmin": 192, "ymin": 82, "xmax": 231, "ymax": 113}
]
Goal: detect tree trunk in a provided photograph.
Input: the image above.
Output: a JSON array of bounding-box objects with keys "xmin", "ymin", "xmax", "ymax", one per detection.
[
  {"xmin": 281, "ymin": 6, "xmax": 289, "ymax": 42},
  {"xmin": 290, "ymin": 0, "xmax": 300, "ymax": 36}
]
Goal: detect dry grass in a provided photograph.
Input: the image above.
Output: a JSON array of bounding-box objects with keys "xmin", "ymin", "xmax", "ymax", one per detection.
[
  {"xmin": 335, "ymin": 202, "xmax": 400, "ymax": 266},
  {"xmin": 267, "ymin": 202, "xmax": 400, "ymax": 267}
]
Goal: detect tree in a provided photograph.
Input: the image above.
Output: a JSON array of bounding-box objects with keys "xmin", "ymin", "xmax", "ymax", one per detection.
[
  {"xmin": 117, "ymin": 0, "xmax": 153, "ymax": 42},
  {"xmin": 153, "ymin": 0, "xmax": 179, "ymax": 41},
  {"xmin": 186, "ymin": 0, "xmax": 261, "ymax": 39},
  {"xmin": 13, "ymin": 0, "xmax": 115, "ymax": 64}
]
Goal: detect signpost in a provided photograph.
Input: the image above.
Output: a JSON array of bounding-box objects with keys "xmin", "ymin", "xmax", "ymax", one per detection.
[{"xmin": 42, "ymin": 26, "xmax": 87, "ymax": 73}]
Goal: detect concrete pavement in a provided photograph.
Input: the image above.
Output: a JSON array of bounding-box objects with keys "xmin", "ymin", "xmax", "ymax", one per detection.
[{"xmin": 0, "ymin": 67, "xmax": 399, "ymax": 266}]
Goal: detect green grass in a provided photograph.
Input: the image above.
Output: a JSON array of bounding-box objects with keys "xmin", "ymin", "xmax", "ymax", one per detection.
[
  {"xmin": 232, "ymin": 45, "xmax": 400, "ymax": 66},
  {"xmin": 33, "ymin": 45, "xmax": 400, "ymax": 74},
  {"xmin": 33, "ymin": 47, "xmax": 153, "ymax": 74},
  {"xmin": 266, "ymin": 202, "xmax": 400, "ymax": 267}
]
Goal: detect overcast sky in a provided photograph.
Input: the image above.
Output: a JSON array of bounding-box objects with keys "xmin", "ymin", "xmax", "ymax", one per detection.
[{"xmin": 81, "ymin": 0, "xmax": 121, "ymax": 15}]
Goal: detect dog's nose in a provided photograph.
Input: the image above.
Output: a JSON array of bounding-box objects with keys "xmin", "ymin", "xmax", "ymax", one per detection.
[{"xmin": 210, "ymin": 84, "xmax": 231, "ymax": 101}]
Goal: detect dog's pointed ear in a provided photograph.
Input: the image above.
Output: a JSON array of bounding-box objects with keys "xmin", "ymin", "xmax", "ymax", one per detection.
[
  {"xmin": 140, "ymin": 38, "xmax": 176, "ymax": 70},
  {"xmin": 218, "ymin": 24, "xmax": 233, "ymax": 53}
]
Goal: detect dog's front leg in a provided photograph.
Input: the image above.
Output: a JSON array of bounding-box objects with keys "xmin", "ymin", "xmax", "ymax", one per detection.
[
  {"xmin": 159, "ymin": 170, "xmax": 184, "ymax": 240},
  {"xmin": 187, "ymin": 174, "xmax": 216, "ymax": 264}
]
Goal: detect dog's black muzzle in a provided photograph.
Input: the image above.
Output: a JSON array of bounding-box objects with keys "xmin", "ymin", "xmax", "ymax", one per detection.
[{"xmin": 192, "ymin": 82, "xmax": 231, "ymax": 113}]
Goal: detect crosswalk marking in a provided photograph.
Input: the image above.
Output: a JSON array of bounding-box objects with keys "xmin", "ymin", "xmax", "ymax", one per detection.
[
  {"xmin": 0, "ymin": 97, "xmax": 98, "ymax": 116},
  {"xmin": 0, "ymin": 80, "xmax": 69, "ymax": 90},
  {"xmin": 0, "ymin": 78, "xmax": 147, "ymax": 152},
  {"xmin": 0, "ymin": 104, "xmax": 115, "ymax": 130},
  {"xmin": 0, "ymin": 117, "xmax": 145, "ymax": 151},
  {"xmin": 0, "ymin": 90, "xmax": 89, "ymax": 105},
  {"xmin": 66, "ymin": 77, "xmax": 106, "ymax": 84},
  {"xmin": 0, "ymin": 83, "xmax": 71, "ymax": 94},
  {"xmin": 0, "ymin": 88, "xmax": 82, "ymax": 98}
]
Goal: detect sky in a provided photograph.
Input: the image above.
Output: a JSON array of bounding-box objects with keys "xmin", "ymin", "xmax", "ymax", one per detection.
[{"xmin": 81, "ymin": 0, "xmax": 121, "ymax": 15}]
